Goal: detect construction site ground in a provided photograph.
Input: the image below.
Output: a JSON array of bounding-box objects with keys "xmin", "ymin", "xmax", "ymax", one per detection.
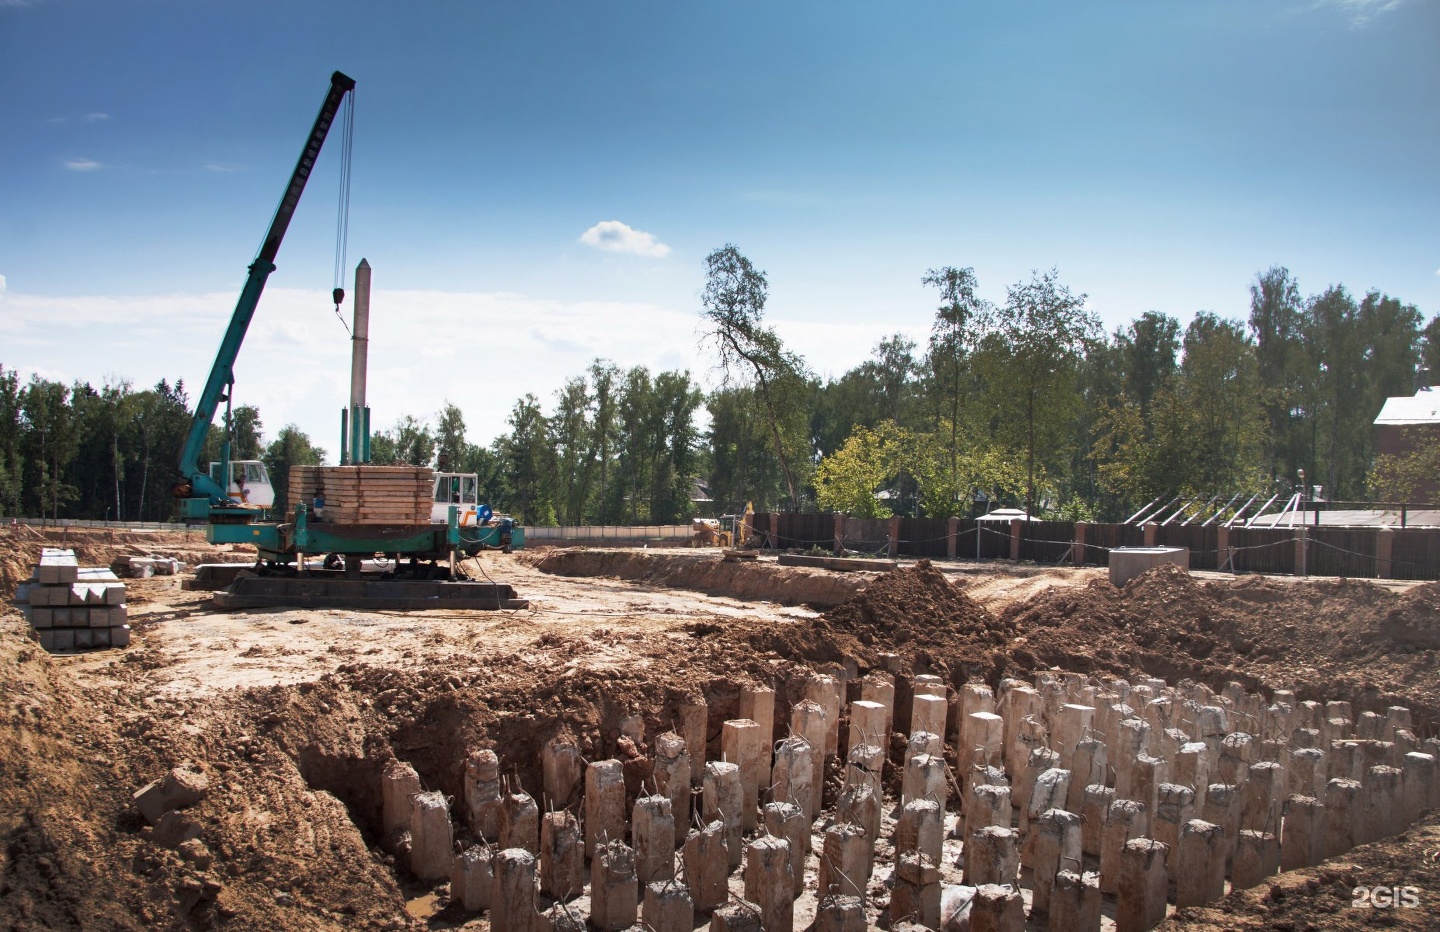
[{"xmin": 1, "ymin": 526, "xmax": 1437, "ymax": 931}]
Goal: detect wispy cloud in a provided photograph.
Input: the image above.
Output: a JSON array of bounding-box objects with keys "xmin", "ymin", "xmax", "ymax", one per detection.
[
  {"xmin": 204, "ymin": 162, "xmax": 244, "ymax": 173},
  {"xmin": 0, "ymin": 0, "xmax": 42, "ymax": 8},
  {"xmin": 85, "ymin": 112, "xmax": 110, "ymax": 123},
  {"xmin": 1312, "ymin": 0, "xmax": 1414, "ymax": 26},
  {"xmin": 63, "ymin": 157, "xmax": 101, "ymax": 172},
  {"xmin": 579, "ymin": 220, "xmax": 671, "ymax": 258},
  {"xmin": 0, "ymin": 273, "xmax": 7, "ymax": 297}
]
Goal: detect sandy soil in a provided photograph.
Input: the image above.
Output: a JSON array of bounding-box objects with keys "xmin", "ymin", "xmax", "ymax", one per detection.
[{"xmin": 1, "ymin": 528, "xmax": 1436, "ymax": 931}]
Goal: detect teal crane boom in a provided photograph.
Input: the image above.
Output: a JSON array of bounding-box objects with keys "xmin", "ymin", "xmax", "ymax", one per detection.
[{"xmin": 174, "ymin": 71, "xmax": 356, "ymax": 520}]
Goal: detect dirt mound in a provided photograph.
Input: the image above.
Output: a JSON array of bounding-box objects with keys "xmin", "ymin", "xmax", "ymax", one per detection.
[
  {"xmin": 1001, "ymin": 564, "xmax": 1440, "ymax": 729},
  {"xmin": 816, "ymin": 559, "xmax": 1015, "ymax": 681},
  {"xmin": 531, "ymin": 548, "xmax": 870, "ymax": 607}
]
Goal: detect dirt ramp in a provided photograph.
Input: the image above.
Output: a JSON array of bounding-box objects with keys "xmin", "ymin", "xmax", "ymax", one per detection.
[{"xmin": 532, "ymin": 548, "xmax": 873, "ymax": 607}]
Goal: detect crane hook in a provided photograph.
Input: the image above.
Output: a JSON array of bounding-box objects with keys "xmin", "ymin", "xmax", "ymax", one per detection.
[{"xmin": 332, "ymin": 287, "xmax": 345, "ymax": 309}]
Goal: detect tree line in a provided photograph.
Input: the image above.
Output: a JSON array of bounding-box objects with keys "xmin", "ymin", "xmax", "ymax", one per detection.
[{"xmin": 3, "ymin": 252, "xmax": 1436, "ymax": 525}]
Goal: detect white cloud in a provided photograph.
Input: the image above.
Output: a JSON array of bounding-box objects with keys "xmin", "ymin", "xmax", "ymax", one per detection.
[
  {"xmin": 0, "ymin": 273, "xmax": 7, "ymax": 297},
  {"xmin": 579, "ymin": 220, "xmax": 672, "ymax": 258},
  {"xmin": 0, "ymin": 285, "xmax": 705, "ymax": 451},
  {"xmin": 1312, "ymin": 0, "xmax": 1413, "ymax": 25},
  {"xmin": 85, "ymin": 112, "xmax": 110, "ymax": 123},
  {"xmin": 204, "ymin": 162, "xmax": 244, "ymax": 173},
  {"xmin": 63, "ymin": 157, "xmax": 101, "ymax": 172}
]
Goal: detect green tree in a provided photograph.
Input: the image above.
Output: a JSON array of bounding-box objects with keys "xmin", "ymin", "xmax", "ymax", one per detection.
[
  {"xmin": 980, "ymin": 269, "xmax": 1099, "ymax": 514},
  {"xmin": 922, "ymin": 266, "xmax": 989, "ymax": 484},
  {"xmin": 586, "ymin": 359, "xmax": 621, "ymax": 520},
  {"xmin": 434, "ymin": 403, "xmax": 468, "ymax": 473},
  {"xmin": 203, "ymin": 404, "xmax": 264, "ymax": 467},
  {"xmin": 1422, "ymin": 315, "xmax": 1440, "ymax": 381},
  {"xmin": 502, "ymin": 394, "xmax": 554, "ymax": 525},
  {"xmin": 700, "ymin": 245, "xmax": 811, "ymax": 509},
  {"xmin": 814, "ymin": 422, "xmax": 910, "ymax": 518},
  {"xmin": 133, "ymin": 380, "xmax": 190, "ymax": 521},
  {"xmin": 372, "ymin": 415, "xmax": 435, "ymax": 467},
  {"xmin": 550, "ymin": 376, "xmax": 592, "ymax": 525},
  {"xmin": 1299, "ymin": 285, "xmax": 1365, "ymax": 498},
  {"xmin": 707, "ymin": 386, "xmax": 788, "ymax": 514},
  {"xmin": 648, "ymin": 370, "xmax": 703, "ymax": 523},
  {"xmin": 262, "ymin": 425, "xmax": 326, "ymax": 514},
  {"xmin": 0, "ymin": 366, "xmax": 22, "ymax": 516},
  {"xmin": 1119, "ymin": 311, "xmax": 1180, "ymax": 418},
  {"xmin": 20, "ymin": 377, "xmax": 80, "ymax": 519},
  {"xmin": 1249, "ymin": 266, "xmax": 1305, "ymax": 485}
]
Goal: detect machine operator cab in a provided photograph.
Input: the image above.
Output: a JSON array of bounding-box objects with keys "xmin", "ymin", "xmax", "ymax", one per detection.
[
  {"xmin": 207, "ymin": 460, "xmax": 275, "ymax": 509},
  {"xmin": 432, "ymin": 472, "xmax": 493, "ymax": 525}
]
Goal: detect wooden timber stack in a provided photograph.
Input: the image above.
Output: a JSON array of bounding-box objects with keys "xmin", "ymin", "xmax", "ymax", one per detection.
[
  {"xmin": 15, "ymin": 548, "xmax": 131, "ymax": 651},
  {"xmin": 288, "ymin": 465, "xmax": 434, "ymax": 525}
]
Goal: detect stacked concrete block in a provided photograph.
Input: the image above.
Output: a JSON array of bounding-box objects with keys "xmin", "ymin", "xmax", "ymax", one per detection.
[{"xmin": 18, "ymin": 550, "xmax": 131, "ymax": 651}]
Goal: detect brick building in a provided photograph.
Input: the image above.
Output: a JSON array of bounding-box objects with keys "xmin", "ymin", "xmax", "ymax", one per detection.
[{"xmin": 1373, "ymin": 384, "xmax": 1440, "ymax": 501}]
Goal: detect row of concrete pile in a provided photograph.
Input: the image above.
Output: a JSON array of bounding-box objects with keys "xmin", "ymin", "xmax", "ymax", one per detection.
[
  {"xmin": 378, "ymin": 668, "xmax": 1436, "ymax": 932},
  {"xmin": 15, "ymin": 547, "xmax": 131, "ymax": 652}
]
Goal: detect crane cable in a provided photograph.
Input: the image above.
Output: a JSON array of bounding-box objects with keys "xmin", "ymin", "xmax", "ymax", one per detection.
[{"xmin": 330, "ymin": 87, "xmax": 356, "ymax": 336}]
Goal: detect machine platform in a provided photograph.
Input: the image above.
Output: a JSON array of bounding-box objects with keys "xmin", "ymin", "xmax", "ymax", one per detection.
[{"xmin": 212, "ymin": 576, "xmax": 528, "ymax": 611}]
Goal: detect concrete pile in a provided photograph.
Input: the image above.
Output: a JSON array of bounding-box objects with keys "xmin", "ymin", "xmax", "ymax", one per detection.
[
  {"xmin": 375, "ymin": 663, "xmax": 1434, "ymax": 932},
  {"xmin": 16, "ymin": 548, "xmax": 131, "ymax": 651},
  {"xmin": 112, "ymin": 554, "xmax": 183, "ymax": 579}
]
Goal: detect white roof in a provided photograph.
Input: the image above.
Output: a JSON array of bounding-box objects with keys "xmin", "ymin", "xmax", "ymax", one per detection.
[
  {"xmin": 976, "ymin": 508, "xmax": 1037, "ymax": 522},
  {"xmin": 1374, "ymin": 387, "xmax": 1440, "ymax": 425}
]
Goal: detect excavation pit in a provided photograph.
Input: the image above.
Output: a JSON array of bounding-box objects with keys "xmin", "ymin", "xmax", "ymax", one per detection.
[{"xmin": 1, "ymin": 530, "xmax": 1439, "ymax": 931}]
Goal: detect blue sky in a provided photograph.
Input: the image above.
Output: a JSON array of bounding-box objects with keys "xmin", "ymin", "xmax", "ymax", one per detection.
[{"xmin": 2, "ymin": 0, "xmax": 1437, "ymax": 452}]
